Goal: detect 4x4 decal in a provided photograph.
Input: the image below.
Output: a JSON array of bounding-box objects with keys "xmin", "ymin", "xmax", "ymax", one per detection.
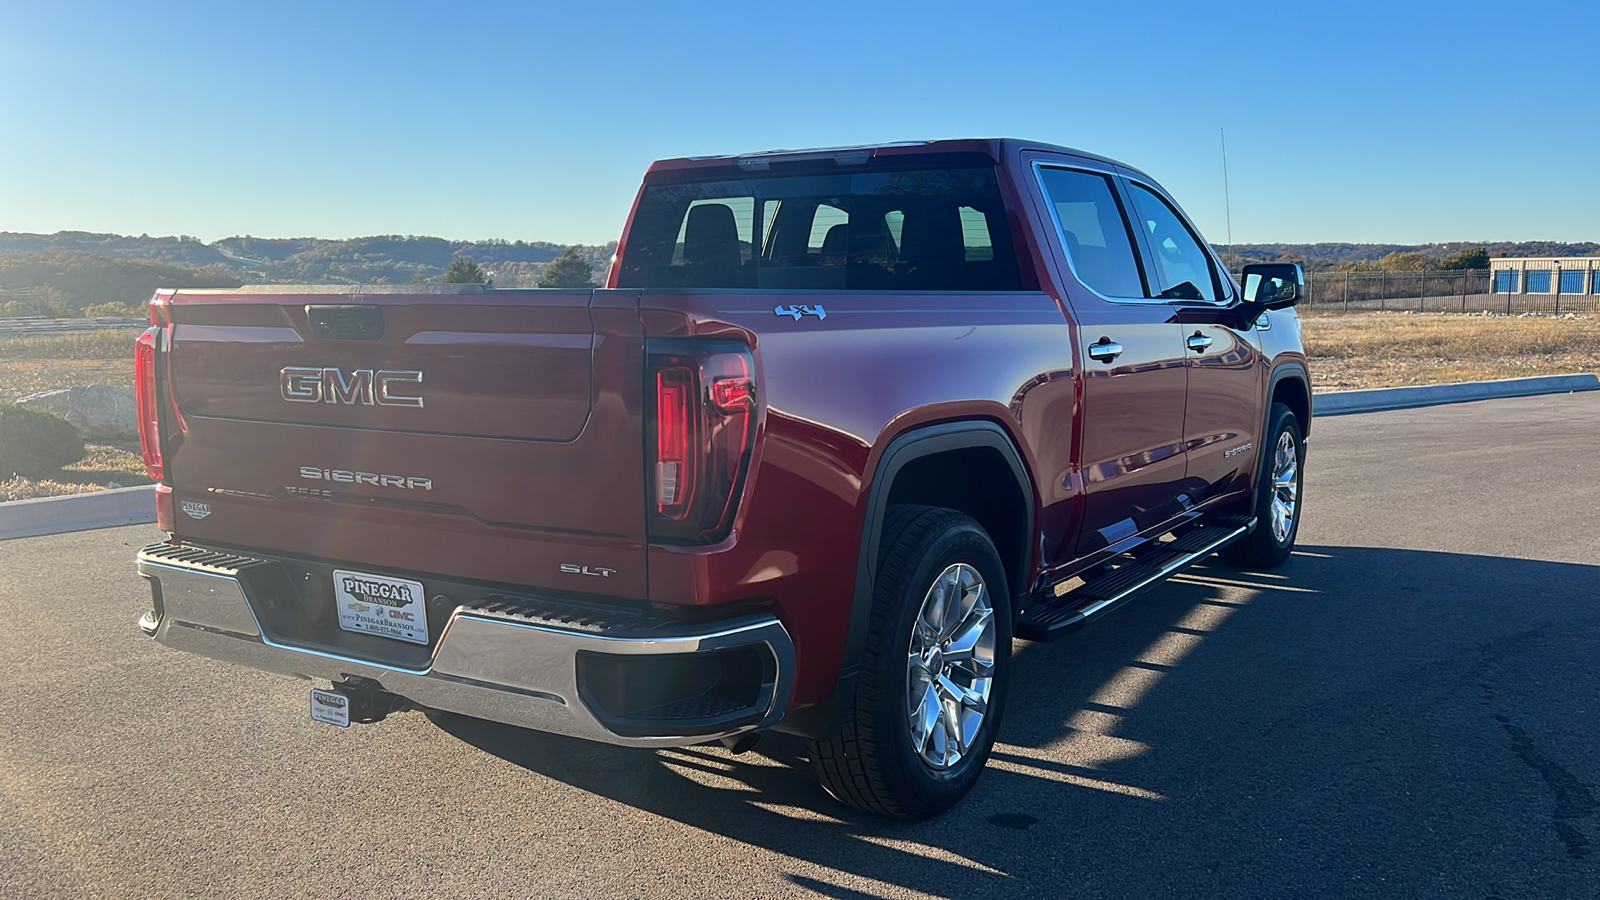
[{"xmin": 775, "ymin": 304, "xmax": 827, "ymax": 321}]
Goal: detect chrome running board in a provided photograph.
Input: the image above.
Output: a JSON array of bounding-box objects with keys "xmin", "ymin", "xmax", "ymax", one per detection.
[{"xmin": 1016, "ymin": 518, "xmax": 1251, "ymax": 642}]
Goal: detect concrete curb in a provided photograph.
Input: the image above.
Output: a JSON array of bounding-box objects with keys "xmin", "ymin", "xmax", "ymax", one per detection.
[
  {"xmin": 1314, "ymin": 373, "xmax": 1600, "ymax": 416},
  {"xmin": 0, "ymin": 484, "xmax": 156, "ymax": 541}
]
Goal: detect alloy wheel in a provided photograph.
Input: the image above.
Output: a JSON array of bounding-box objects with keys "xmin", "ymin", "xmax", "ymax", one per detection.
[
  {"xmin": 905, "ymin": 563, "xmax": 997, "ymax": 770},
  {"xmin": 1270, "ymin": 430, "xmax": 1299, "ymax": 543}
]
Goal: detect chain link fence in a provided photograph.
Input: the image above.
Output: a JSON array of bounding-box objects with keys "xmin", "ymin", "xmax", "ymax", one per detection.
[{"xmin": 1269, "ymin": 270, "xmax": 1600, "ymax": 314}]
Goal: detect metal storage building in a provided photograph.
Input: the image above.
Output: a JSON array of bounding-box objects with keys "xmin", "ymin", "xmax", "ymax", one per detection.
[{"xmin": 1489, "ymin": 257, "xmax": 1600, "ymax": 295}]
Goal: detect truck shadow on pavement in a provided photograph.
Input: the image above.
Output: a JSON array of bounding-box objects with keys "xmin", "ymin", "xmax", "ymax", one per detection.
[{"xmin": 432, "ymin": 546, "xmax": 1600, "ymax": 898}]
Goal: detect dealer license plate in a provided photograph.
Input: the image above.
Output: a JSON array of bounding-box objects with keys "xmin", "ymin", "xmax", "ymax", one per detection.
[
  {"xmin": 309, "ymin": 689, "xmax": 350, "ymax": 728},
  {"xmin": 333, "ymin": 569, "xmax": 429, "ymax": 645}
]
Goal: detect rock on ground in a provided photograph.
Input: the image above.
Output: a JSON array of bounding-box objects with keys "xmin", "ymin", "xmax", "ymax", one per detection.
[{"xmin": 21, "ymin": 385, "xmax": 137, "ymax": 441}]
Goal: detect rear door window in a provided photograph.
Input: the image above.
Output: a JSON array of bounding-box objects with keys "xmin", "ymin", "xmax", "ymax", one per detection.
[
  {"xmin": 617, "ymin": 164, "xmax": 1022, "ymax": 291},
  {"xmin": 1035, "ymin": 167, "xmax": 1146, "ymax": 299}
]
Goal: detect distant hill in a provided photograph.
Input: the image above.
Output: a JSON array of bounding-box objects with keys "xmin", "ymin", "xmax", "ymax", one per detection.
[
  {"xmin": 0, "ymin": 232, "xmax": 617, "ymax": 314},
  {"xmin": 1217, "ymin": 241, "xmax": 1600, "ymax": 271},
  {"xmin": 2, "ymin": 230, "xmax": 1594, "ymax": 316},
  {"xmin": 0, "ymin": 251, "xmax": 243, "ymax": 316}
]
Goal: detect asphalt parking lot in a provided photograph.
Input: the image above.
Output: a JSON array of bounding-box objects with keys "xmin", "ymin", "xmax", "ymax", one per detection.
[{"xmin": 2, "ymin": 392, "xmax": 1597, "ymax": 899}]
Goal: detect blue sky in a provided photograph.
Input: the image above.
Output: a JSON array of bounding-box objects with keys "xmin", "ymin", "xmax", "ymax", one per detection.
[{"xmin": 2, "ymin": 0, "xmax": 1595, "ymax": 246}]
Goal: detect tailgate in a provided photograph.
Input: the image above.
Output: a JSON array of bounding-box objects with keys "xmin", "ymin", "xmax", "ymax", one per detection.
[{"xmin": 161, "ymin": 287, "xmax": 648, "ymax": 600}]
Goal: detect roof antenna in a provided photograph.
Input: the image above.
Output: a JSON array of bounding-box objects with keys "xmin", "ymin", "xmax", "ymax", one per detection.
[{"xmin": 1220, "ymin": 127, "xmax": 1234, "ymax": 273}]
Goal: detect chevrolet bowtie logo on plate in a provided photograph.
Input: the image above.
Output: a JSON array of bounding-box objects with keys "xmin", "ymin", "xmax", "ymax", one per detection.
[{"xmin": 280, "ymin": 367, "xmax": 424, "ymax": 408}]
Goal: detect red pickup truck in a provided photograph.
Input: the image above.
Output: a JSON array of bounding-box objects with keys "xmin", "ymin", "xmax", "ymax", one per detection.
[{"xmin": 134, "ymin": 139, "xmax": 1310, "ymax": 817}]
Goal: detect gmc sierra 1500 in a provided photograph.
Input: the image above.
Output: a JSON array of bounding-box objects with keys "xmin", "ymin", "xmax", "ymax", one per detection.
[{"xmin": 134, "ymin": 139, "xmax": 1309, "ymax": 817}]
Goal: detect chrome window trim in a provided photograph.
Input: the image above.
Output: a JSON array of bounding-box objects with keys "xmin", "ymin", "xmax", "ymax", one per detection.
[{"xmin": 1031, "ymin": 160, "xmax": 1170, "ymax": 308}]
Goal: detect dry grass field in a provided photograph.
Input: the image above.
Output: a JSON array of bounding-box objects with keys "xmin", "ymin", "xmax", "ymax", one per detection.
[
  {"xmin": 0, "ymin": 444, "xmax": 151, "ymax": 500},
  {"xmin": 1302, "ymin": 312, "xmax": 1600, "ymax": 390},
  {"xmin": 0, "ymin": 330, "xmax": 138, "ymax": 404},
  {"xmin": 0, "ymin": 442, "xmax": 151, "ymax": 501},
  {"xmin": 2, "ymin": 314, "xmax": 1597, "ymax": 499},
  {"xmin": 1, "ymin": 330, "xmax": 149, "ymax": 498}
]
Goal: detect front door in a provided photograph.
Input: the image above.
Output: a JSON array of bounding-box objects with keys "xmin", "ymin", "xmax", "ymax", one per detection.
[{"xmin": 1122, "ymin": 178, "xmax": 1263, "ymax": 508}]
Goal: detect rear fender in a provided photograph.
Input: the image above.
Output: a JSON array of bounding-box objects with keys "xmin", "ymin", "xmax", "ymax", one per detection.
[{"xmin": 776, "ymin": 420, "xmax": 1034, "ymax": 738}]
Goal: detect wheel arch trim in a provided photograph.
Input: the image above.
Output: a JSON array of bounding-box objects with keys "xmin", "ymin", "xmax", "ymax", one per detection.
[
  {"xmin": 846, "ymin": 421, "xmax": 1035, "ymax": 678},
  {"xmin": 1253, "ymin": 363, "xmax": 1311, "ymax": 513},
  {"xmin": 1269, "ymin": 362, "xmax": 1312, "ymax": 431}
]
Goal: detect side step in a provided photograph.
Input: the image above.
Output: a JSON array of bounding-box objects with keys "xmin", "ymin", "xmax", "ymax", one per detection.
[{"xmin": 1015, "ymin": 518, "xmax": 1251, "ymax": 642}]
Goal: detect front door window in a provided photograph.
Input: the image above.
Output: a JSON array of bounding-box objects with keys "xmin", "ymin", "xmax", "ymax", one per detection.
[{"xmin": 1127, "ymin": 183, "xmax": 1221, "ymax": 304}]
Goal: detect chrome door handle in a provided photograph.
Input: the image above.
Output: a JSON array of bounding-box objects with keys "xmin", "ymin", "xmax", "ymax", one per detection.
[
  {"xmin": 1186, "ymin": 332, "xmax": 1213, "ymax": 352},
  {"xmin": 1087, "ymin": 340, "xmax": 1123, "ymax": 362}
]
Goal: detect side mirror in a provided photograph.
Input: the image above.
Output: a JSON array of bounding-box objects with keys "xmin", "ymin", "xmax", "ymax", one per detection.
[{"xmin": 1241, "ymin": 263, "xmax": 1304, "ymax": 310}]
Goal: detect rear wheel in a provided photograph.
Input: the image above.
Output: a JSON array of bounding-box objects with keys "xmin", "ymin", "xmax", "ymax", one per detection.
[
  {"xmin": 809, "ymin": 505, "xmax": 1012, "ymax": 818},
  {"xmin": 1219, "ymin": 402, "xmax": 1304, "ymax": 568}
]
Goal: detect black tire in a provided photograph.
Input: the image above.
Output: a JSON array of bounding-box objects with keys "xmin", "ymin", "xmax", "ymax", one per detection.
[
  {"xmin": 1219, "ymin": 402, "xmax": 1304, "ymax": 569},
  {"xmin": 808, "ymin": 505, "xmax": 1013, "ymax": 818}
]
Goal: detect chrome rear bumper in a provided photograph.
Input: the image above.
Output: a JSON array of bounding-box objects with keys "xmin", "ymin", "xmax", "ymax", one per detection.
[{"xmin": 137, "ymin": 544, "xmax": 795, "ymax": 748}]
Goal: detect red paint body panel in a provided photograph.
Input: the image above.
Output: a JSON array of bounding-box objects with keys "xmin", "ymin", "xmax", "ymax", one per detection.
[
  {"xmin": 638, "ymin": 290, "xmax": 1071, "ymax": 703},
  {"xmin": 161, "ymin": 287, "xmax": 651, "ymax": 601},
  {"xmin": 168, "ymin": 292, "xmax": 596, "ymax": 441},
  {"xmin": 145, "ymin": 138, "xmax": 1309, "ymax": 714}
]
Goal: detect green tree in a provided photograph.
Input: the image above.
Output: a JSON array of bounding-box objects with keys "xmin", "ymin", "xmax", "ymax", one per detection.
[
  {"xmin": 1436, "ymin": 247, "xmax": 1490, "ymax": 270},
  {"xmin": 408, "ymin": 267, "xmax": 430, "ymax": 284},
  {"xmin": 538, "ymin": 247, "xmax": 596, "ymax": 288},
  {"xmin": 82, "ymin": 301, "xmax": 143, "ymax": 317},
  {"xmin": 1374, "ymin": 251, "xmax": 1429, "ymax": 271},
  {"xmin": 442, "ymin": 255, "xmax": 487, "ymax": 283},
  {"xmin": 35, "ymin": 285, "xmax": 70, "ymax": 316}
]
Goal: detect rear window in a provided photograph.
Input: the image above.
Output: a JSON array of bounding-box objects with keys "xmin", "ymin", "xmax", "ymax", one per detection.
[{"xmin": 617, "ymin": 165, "xmax": 1022, "ymax": 291}]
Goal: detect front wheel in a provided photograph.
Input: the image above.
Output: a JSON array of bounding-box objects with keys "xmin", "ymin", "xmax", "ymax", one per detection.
[
  {"xmin": 1219, "ymin": 402, "xmax": 1305, "ymax": 568},
  {"xmin": 809, "ymin": 505, "xmax": 1012, "ymax": 819}
]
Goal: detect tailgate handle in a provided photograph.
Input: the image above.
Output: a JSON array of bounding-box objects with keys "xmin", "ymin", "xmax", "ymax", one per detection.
[{"xmin": 306, "ymin": 305, "xmax": 384, "ymax": 341}]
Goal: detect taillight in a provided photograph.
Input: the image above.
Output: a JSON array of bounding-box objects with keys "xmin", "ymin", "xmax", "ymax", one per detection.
[
  {"xmin": 654, "ymin": 365, "xmax": 698, "ymax": 518},
  {"xmin": 135, "ymin": 327, "xmax": 164, "ymax": 481},
  {"xmin": 646, "ymin": 340, "xmax": 757, "ymax": 544}
]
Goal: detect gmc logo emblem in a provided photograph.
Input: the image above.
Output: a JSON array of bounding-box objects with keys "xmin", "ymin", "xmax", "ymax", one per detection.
[{"xmin": 280, "ymin": 367, "xmax": 424, "ymax": 408}]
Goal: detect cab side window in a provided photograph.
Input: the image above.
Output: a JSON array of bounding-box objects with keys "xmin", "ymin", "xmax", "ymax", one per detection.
[
  {"xmin": 1037, "ymin": 167, "xmax": 1146, "ymax": 299},
  {"xmin": 1127, "ymin": 183, "xmax": 1221, "ymax": 304}
]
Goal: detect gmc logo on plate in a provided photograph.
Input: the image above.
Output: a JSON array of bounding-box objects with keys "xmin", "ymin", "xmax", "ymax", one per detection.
[{"xmin": 280, "ymin": 367, "xmax": 424, "ymax": 408}]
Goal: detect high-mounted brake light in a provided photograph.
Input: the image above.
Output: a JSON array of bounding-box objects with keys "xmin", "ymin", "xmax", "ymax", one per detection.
[
  {"xmin": 148, "ymin": 289, "xmax": 173, "ymax": 327},
  {"xmin": 646, "ymin": 341, "xmax": 758, "ymax": 544},
  {"xmin": 134, "ymin": 327, "xmax": 164, "ymax": 481}
]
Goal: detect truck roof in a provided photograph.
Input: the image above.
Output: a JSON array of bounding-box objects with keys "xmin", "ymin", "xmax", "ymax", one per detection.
[{"xmin": 646, "ymin": 138, "xmax": 1146, "ymax": 180}]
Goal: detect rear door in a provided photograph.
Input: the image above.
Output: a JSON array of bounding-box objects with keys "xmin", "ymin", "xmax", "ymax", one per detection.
[{"xmin": 162, "ymin": 286, "xmax": 650, "ymax": 600}]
